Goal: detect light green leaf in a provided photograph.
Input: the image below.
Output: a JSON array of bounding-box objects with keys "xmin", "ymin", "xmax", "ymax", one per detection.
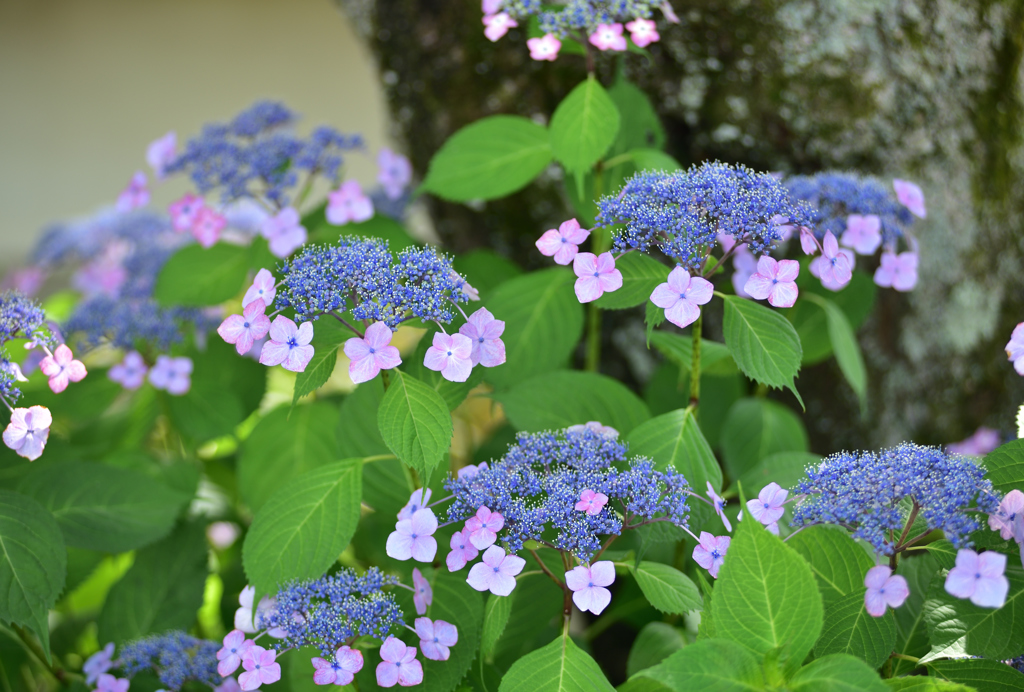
[
  {"xmin": 631, "ymin": 562, "xmax": 702, "ymax": 615},
  {"xmin": 625, "ymin": 622, "xmax": 685, "ymax": 677},
  {"xmin": 292, "ymin": 318, "xmax": 350, "ymax": 403},
  {"xmin": 337, "ymin": 379, "xmax": 389, "ymax": 458},
  {"xmin": 921, "ymin": 569, "xmax": 1024, "ymax": 661},
  {"xmin": 722, "ymin": 294, "xmax": 804, "ymax": 405},
  {"xmin": 720, "ymin": 398, "xmax": 809, "ymax": 481},
  {"xmin": 884, "ymin": 678, "xmax": 974, "ymax": 692},
  {"xmin": 482, "ymin": 591, "xmax": 515, "ymax": 660},
  {"xmin": 607, "ymin": 79, "xmax": 665, "ymax": 153},
  {"xmin": 814, "ymin": 591, "xmax": 898, "ymax": 669},
  {"xmin": 166, "ymin": 376, "xmax": 244, "ymax": 442},
  {"xmin": 307, "ymin": 211, "xmax": 417, "ymax": 250},
  {"xmin": 549, "ymin": 75, "xmax": 621, "ymax": 175},
  {"xmin": 625, "ymin": 408, "xmax": 722, "ymax": 497},
  {"xmin": 786, "ymin": 525, "xmax": 874, "ymax": 610},
  {"xmin": 981, "ymin": 439, "xmax": 1024, "ymax": 495},
  {"xmin": 453, "ymin": 249, "xmax": 523, "ymax": 295},
  {"xmin": 712, "ymin": 513, "xmax": 823, "ymax": 677},
  {"xmin": 790, "ymin": 266, "xmax": 877, "ymax": 364},
  {"xmin": 728, "ymin": 451, "xmax": 820, "ymax": 499},
  {"xmin": 634, "ymin": 638, "xmax": 764, "ymax": 691},
  {"xmin": 805, "ymin": 294, "xmax": 867, "ymax": 409},
  {"xmin": 629, "ymin": 149, "xmax": 681, "ymax": 172},
  {"xmin": 377, "ymin": 370, "xmax": 453, "ymax": 483},
  {"xmin": 647, "ymin": 332, "xmax": 738, "ymax": 376},
  {"xmin": 422, "ymin": 115, "xmax": 552, "ymax": 202},
  {"xmin": 238, "ymin": 403, "xmax": 339, "ymax": 511},
  {"xmin": 926, "ymin": 658, "xmax": 1024, "ymax": 691},
  {"xmin": 498, "ymin": 633, "xmax": 615, "ymax": 692},
  {"xmin": 789, "ymin": 654, "xmax": 888, "ymax": 692},
  {"xmin": 594, "ymin": 253, "xmax": 668, "ymax": 310},
  {"xmin": 420, "ymin": 570, "xmax": 484, "ymax": 692},
  {"xmin": 892, "ymin": 553, "xmax": 942, "ymax": 676},
  {"xmin": 154, "ymin": 242, "xmax": 251, "ymax": 307},
  {"xmin": 17, "ymin": 462, "xmax": 186, "ymax": 553},
  {"xmin": 243, "ymin": 460, "xmax": 362, "ymax": 598},
  {"xmin": 497, "ymin": 370, "xmax": 651, "ymax": 435}
]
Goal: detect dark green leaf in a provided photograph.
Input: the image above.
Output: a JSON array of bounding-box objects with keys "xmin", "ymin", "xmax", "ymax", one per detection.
[
  {"xmin": 892, "ymin": 554, "xmax": 942, "ymax": 676},
  {"xmin": 337, "ymin": 379, "xmax": 389, "ymax": 458},
  {"xmin": 154, "ymin": 243, "xmax": 251, "ymax": 307},
  {"xmin": 419, "ymin": 570, "xmax": 484, "ymax": 692},
  {"xmin": 728, "ymin": 451, "xmax": 820, "ymax": 499},
  {"xmin": 625, "ymin": 408, "xmax": 722, "ymax": 496},
  {"xmin": 631, "ymin": 562, "xmax": 702, "ymax": 615},
  {"xmin": 482, "ymin": 591, "xmax": 514, "ymax": 660},
  {"xmin": 814, "ymin": 591, "xmax": 898, "ymax": 669},
  {"xmin": 498, "ymin": 633, "xmax": 615, "ymax": 692},
  {"xmin": 921, "ymin": 568, "xmax": 1024, "ymax": 661},
  {"xmin": 453, "ymin": 249, "xmax": 523, "ymax": 296},
  {"xmin": 787, "ymin": 525, "xmax": 874, "ymax": 610},
  {"xmin": 722, "ymin": 294, "xmax": 804, "ymax": 405},
  {"xmin": 634, "ymin": 639, "xmax": 764, "ymax": 691},
  {"xmin": 804, "ymin": 294, "xmax": 867, "ymax": 409},
  {"xmin": 790, "ymin": 267, "xmax": 877, "ymax": 364},
  {"xmin": 377, "ymin": 371, "xmax": 453, "ymax": 483},
  {"xmin": 720, "ymin": 398, "xmax": 809, "ymax": 480},
  {"xmin": 981, "ymin": 439, "xmax": 1024, "ymax": 495},
  {"xmin": 648, "ymin": 332, "xmax": 738, "ymax": 376},
  {"xmin": 625, "ymin": 622, "xmax": 685, "ymax": 677}
]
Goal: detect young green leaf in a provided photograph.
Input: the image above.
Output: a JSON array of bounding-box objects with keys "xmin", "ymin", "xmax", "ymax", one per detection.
[
  {"xmin": 720, "ymin": 398, "xmax": 809, "ymax": 480},
  {"xmin": 925, "ymin": 658, "xmax": 1024, "ymax": 691},
  {"xmin": 549, "ymin": 75, "xmax": 621, "ymax": 175},
  {"xmin": 814, "ymin": 591, "xmax": 898, "ymax": 669},
  {"xmin": 625, "ymin": 622, "xmax": 686, "ymax": 677},
  {"xmin": 154, "ymin": 242, "xmax": 251, "ymax": 306},
  {"xmin": 292, "ymin": 317, "xmax": 350, "ymax": 403},
  {"xmin": 632, "ymin": 639, "xmax": 765, "ymax": 691},
  {"xmin": 482, "ymin": 591, "xmax": 515, "ymax": 660},
  {"xmin": 805, "ymin": 293, "xmax": 867, "ymax": 410},
  {"xmin": 786, "ymin": 525, "xmax": 874, "ymax": 610},
  {"xmin": 498, "ymin": 633, "xmax": 615, "ymax": 692},
  {"xmin": 788, "ymin": 654, "xmax": 888, "ymax": 692},
  {"xmin": 625, "ymin": 407, "xmax": 723, "ymax": 497},
  {"xmin": 593, "ymin": 253, "xmax": 668, "ymax": 310},
  {"xmin": 631, "ymin": 561, "xmax": 702, "ymax": 615},
  {"xmin": 377, "ymin": 370, "xmax": 453, "ymax": 483},
  {"xmin": 721, "ymin": 294, "xmax": 804, "ymax": 406},
  {"xmin": 981, "ymin": 439, "xmax": 1024, "ymax": 495}
]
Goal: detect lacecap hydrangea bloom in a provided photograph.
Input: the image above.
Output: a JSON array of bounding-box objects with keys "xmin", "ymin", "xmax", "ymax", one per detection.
[{"xmin": 114, "ymin": 632, "xmax": 224, "ymax": 691}]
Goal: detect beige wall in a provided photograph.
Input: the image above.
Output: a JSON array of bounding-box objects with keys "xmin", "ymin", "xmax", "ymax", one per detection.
[{"xmin": 0, "ymin": 0, "xmax": 388, "ymax": 270}]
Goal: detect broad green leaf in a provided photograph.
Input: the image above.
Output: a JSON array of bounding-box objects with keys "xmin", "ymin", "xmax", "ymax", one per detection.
[
  {"xmin": 790, "ymin": 267, "xmax": 876, "ymax": 364},
  {"xmin": 498, "ymin": 633, "xmax": 615, "ymax": 692},
  {"xmin": 498, "ymin": 370, "xmax": 650, "ymax": 435},
  {"xmin": 720, "ymin": 398, "xmax": 809, "ymax": 481},
  {"xmin": 921, "ymin": 568, "xmax": 1024, "ymax": 661},
  {"xmin": 307, "ymin": 211, "xmax": 417, "ymax": 249},
  {"xmin": 362, "ymin": 456, "xmax": 411, "ymax": 516},
  {"xmin": 453, "ymin": 249, "xmax": 523, "ymax": 295},
  {"xmin": 243, "ymin": 460, "xmax": 362, "ymax": 598},
  {"xmin": 594, "ymin": 253, "xmax": 668, "ymax": 310},
  {"xmin": 549, "ymin": 75, "xmax": 621, "ymax": 175},
  {"xmin": 17, "ymin": 462, "xmax": 186, "ymax": 552},
  {"xmin": 292, "ymin": 318, "xmax": 350, "ymax": 403},
  {"xmin": 377, "ymin": 370, "xmax": 453, "ymax": 483},
  {"xmin": 337, "ymin": 379, "xmax": 389, "ymax": 458},
  {"xmin": 722, "ymin": 294, "xmax": 803, "ymax": 405},
  {"xmin": 607, "ymin": 78, "xmax": 666, "ymax": 154},
  {"xmin": 789, "ymin": 654, "xmax": 888, "ymax": 692},
  {"xmin": 643, "ymin": 363, "xmax": 743, "ymax": 449},
  {"xmin": 631, "ymin": 562, "xmax": 702, "ymax": 615},
  {"xmin": 712, "ymin": 513, "xmax": 823, "ymax": 676},
  {"xmin": 422, "ymin": 115, "xmax": 552, "ymax": 202},
  {"xmin": 0, "ymin": 490, "xmax": 66, "ymax": 658},
  {"xmin": 406, "ymin": 331, "xmax": 485, "ymax": 410},
  {"xmin": 926, "ymin": 658, "xmax": 1024, "ymax": 691},
  {"xmin": 191, "ymin": 338, "xmax": 267, "ymax": 415},
  {"xmin": 625, "ymin": 622, "xmax": 685, "ymax": 677},
  {"xmin": 729, "ymin": 451, "xmax": 820, "ymax": 499},
  {"xmin": 981, "ymin": 439, "xmax": 1024, "ymax": 495},
  {"xmin": 787, "ymin": 525, "xmax": 874, "ymax": 610},
  {"xmin": 625, "ymin": 408, "xmax": 722, "ymax": 497},
  {"xmin": 629, "ymin": 149, "xmax": 681, "ymax": 172},
  {"xmin": 814, "ymin": 591, "xmax": 898, "ymax": 669},
  {"xmin": 97, "ymin": 522, "xmax": 207, "ymax": 643},
  {"xmin": 634, "ymin": 639, "xmax": 764, "ymax": 691},
  {"xmin": 419, "ymin": 570, "xmax": 484, "ymax": 692},
  {"xmin": 805, "ymin": 294, "xmax": 867, "ymax": 409},
  {"xmin": 884, "ymin": 678, "xmax": 974, "ymax": 692},
  {"xmin": 482, "ymin": 591, "xmax": 515, "ymax": 660},
  {"xmin": 166, "ymin": 376, "xmax": 244, "ymax": 442},
  {"xmin": 238, "ymin": 403, "xmax": 339, "ymax": 511},
  {"xmin": 491, "ymin": 570, "xmax": 563, "ymax": 666},
  {"xmin": 892, "ymin": 553, "xmax": 941, "ymax": 676},
  {"xmin": 648, "ymin": 332, "xmax": 738, "ymax": 376},
  {"xmin": 154, "ymin": 242, "xmax": 251, "ymax": 307},
  {"xmin": 925, "ymin": 540, "xmax": 959, "ymax": 571},
  {"xmin": 484, "ymin": 269, "xmax": 584, "ymax": 389}
]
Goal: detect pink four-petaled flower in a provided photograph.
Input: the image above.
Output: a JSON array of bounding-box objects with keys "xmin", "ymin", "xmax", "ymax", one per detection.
[
  {"xmin": 40, "ymin": 344, "xmax": 87, "ymax": 394},
  {"xmin": 944, "ymin": 549, "xmax": 1008, "ymax": 608},
  {"xmin": 466, "ymin": 545, "xmax": 525, "ymax": 596},
  {"xmin": 873, "ymin": 251, "xmax": 918, "ymax": 292},
  {"xmin": 218, "ymin": 299, "xmax": 272, "ymax": 356},
  {"xmin": 527, "ymin": 34, "xmax": 562, "ymax": 61},
  {"xmin": 192, "ymin": 207, "xmax": 226, "ymax": 248},
  {"xmin": 377, "ymin": 148, "xmax": 413, "ymax": 201},
  {"xmin": 238, "ymin": 646, "xmax": 281, "ymax": 691},
  {"xmin": 465, "ymin": 506, "xmax": 504, "ymax": 550},
  {"xmin": 386, "ymin": 508, "xmax": 439, "ymax": 562},
  {"xmin": 813, "ymin": 231, "xmax": 853, "ymax": 290},
  {"xmin": 863, "ymin": 565, "xmax": 909, "ymax": 617},
  {"xmin": 625, "ymin": 18, "xmax": 659, "ymax": 47},
  {"xmin": 311, "ymin": 645, "xmax": 363, "ymax": 686},
  {"xmin": 217, "ymin": 629, "xmax": 254, "ymax": 677},
  {"xmin": 261, "ymin": 207, "xmax": 307, "ymax": 258},
  {"xmin": 2, "ymin": 405, "xmax": 52, "ymax": 461},
  {"xmin": 446, "ymin": 528, "xmax": 479, "ymax": 572},
  {"xmin": 259, "ymin": 316, "xmax": 314, "ymax": 373},
  {"xmin": 573, "ymin": 252, "xmax": 623, "ymax": 303},
  {"xmin": 169, "ymin": 193, "xmax": 206, "ymax": 232},
  {"xmin": 575, "ymin": 489, "xmax": 608, "ymax": 516},
  {"xmin": 423, "ymin": 332, "xmax": 474, "ymax": 383},
  {"xmin": 841, "ymin": 214, "xmax": 882, "ymax": 255},
  {"xmin": 746, "ymin": 482, "xmax": 788, "ymax": 526},
  {"xmin": 146, "ymin": 131, "xmax": 177, "ymax": 179},
  {"xmin": 743, "ymin": 256, "xmax": 799, "ymax": 308},
  {"xmin": 565, "ymin": 561, "xmax": 616, "ymax": 615},
  {"xmin": 415, "ymin": 617, "xmax": 459, "ymax": 662},
  {"xmin": 536, "ymin": 219, "xmax": 590, "ymax": 265},
  {"xmin": 458, "ymin": 307, "xmax": 506, "ymax": 367},
  {"xmin": 96, "ymin": 674, "xmax": 130, "ymax": 692},
  {"xmin": 116, "ymin": 171, "xmax": 150, "ymax": 213},
  {"xmin": 375, "ymin": 636, "xmax": 423, "ymax": 688},
  {"xmin": 243, "ymin": 268, "xmax": 277, "ymax": 309},
  {"xmin": 706, "ymin": 481, "xmax": 732, "ymax": 532},
  {"xmin": 327, "ymin": 180, "xmax": 374, "ymax": 226},
  {"xmin": 412, "ymin": 567, "xmax": 433, "ymax": 615},
  {"xmin": 692, "ymin": 531, "xmax": 730, "ymax": 578},
  {"xmin": 345, "ymin": 322, "xmax": 402, "ymax": 384},
  {"xmin": 650, "ymin": 266, "xmax": 713, "ymax": 328},
  {"xmin": 589, "ymin": 23, "xmax": 627, "ymax": 51},
  {"xmin": 893, "ymin": 179, "xmax": 926, "ymax": 219},
  {"xmin": 482, "ymin": 12, "xmax": 517, "ymax": 42}
]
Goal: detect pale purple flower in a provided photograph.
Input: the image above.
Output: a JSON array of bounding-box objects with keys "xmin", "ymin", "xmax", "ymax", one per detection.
[
  {"xmin": 566, "ymin": 421, "xmax": 619, "ymax": 438},
  {"xmin": 423, "ymin": 332, "xmax": 474, "ymax": 383},
  {"xmin": 947, "ymin": 427, "xmax": 1001, "ymax": 457},
  {"xmin": 386, "ymin": 508, "xmax": 439, "ymax": 562},
  {"xmin": 527, "ymin": 34, "xmax": 561, "ymax": 61},
  {"xmin": 399, "ymin": 488, "xmax": 433, "ymax": 521},
  {"xmin": 458, "ymin": 307, "xmax": 505, "ymax": 367},
  {"xmin": 345, "ymin": 322, "xmax": 402, "ymax": 384},
  {"xmin": 799, "ymin": 226, "xmax": 818, "ymax": 255},
  {"xmin": 377, "ymin": 149, "xmax": 412, "ymax": 201},
  {"xmin": 466, "ymin": 545, "xmax": 525, "ymax": 596},
  {"xmin": 650, "ymin": 266, "xmax": 713, "ymax": 328},
  {"xmin": 73, "ymin": 257, "xmax": 127, "ymax": 298},
  {"xmin": 660, "ymin": 1, "xmax": 680, "ymax": 22},
  {"xmin": 116, "ymin": 171, "xmax": 150, "ymax": 212},
  {"xmin": 40, "ymin": 344, "xmax": 87, "ymax": 394},
  {"xmin": 873, "ymin": 252, "xmax": 918, "ymax": 292},
  {"xmin": 766, "ymin": 521, "xmax": 780, "ymax": 536},
  {"xmin": 327, "ymin": 180, "xmax": 374, "ymax": 226},
  {"xmin": 1, "ymin": 267, "xmax": 45, "ymax": 296},
  {"xmin": 457, "ymin": 462, "xmax": 488, "ymax": 480},
  {"xmin": 239, "ymin": 646, "xmax": 281, "ymax": 691},
  {"xmin": 217, "ymin": 630, "xmax": 255, "ymax": 677},
  {"xmin": 412, "ymin": 567, "xmax": 433, "ymax": 615},
  {"xmin": 747, "ymin": 482, "xmax": 788, "ymax": 526},
  {"xmin": 706, "ymin": 481, "xmax": 732, "ymax": 532},
  {"xmin": 574, "ymin": 252, "xmax": 623, "ymax": 303},
  {"xmin": 215, "ymin": 677, "xmax": 241, "ymax": 692},
  {"xmin": 944, "ymin": 549, "xmax": 1008, "ymax": 608},
  {"xmin": 218, "ymin": 299, "xmax": 271, "ymax": 356},
  {"xmin": 375, "ymin": 637, "xmax": 422, "ymax": 688},
  {"xmin": 482, "ymin": 0, "xmax": 501, "ymax": 13},
  {"xmin": 565, "ymin": 561, "xmax": 615, "ymax": 615},
  {"xmin": 169, "ymin": 193, "xmax": 205, "ymax": 232},
  {"xmin": 465, "ymin": 506, "xmax": 504, "ymax": 550},
  {"xmin": 193, "ymin": 207, "xmax": 226, "ymax": 248},
  {"xmin": 96, "ymin": 674, "xmax": 129, "ymax": 692},
  {"xmin": 148, "ymin": 355, "xmax": 193, "ymax": 395},
  {"xmin": 83, "ymin": 642, "xmax": 115, "ymax": 684},
  {"xmin": 814, "ymin": 231, "xmax": 853, "ymax": 290},
  {"xmin": 446, "ymin": 528, "xmax": 479, "ymax": 572},
  {"xmin": 1006, "ymin": 323, "xmax": 1024, "ymax": 376},
  {"xmin": 260, "ymin": 316, "xmax": 314, "ymax": 373},
  {"xmin": 772, "ymin": 215, "xmax": 796, "ymax": 242},
  {"xmin": 625, "ymin": 18, "xmax": 659, "ymax": 47},
  {"xmin": 146, "ymin": 131, "xmax": 177, "ymax": 179},
  {"xmin": 989, "ymin": 489, "xmax": 1024, "ymax": 540},
  {"xmin": 450, "ymin": 271, "xmax": 480, "ymax": 301},
  {"xmin": 731, "ymin": 247, "xmax": 758, "ymax": 298},
  {"xmin": 234, "ymin": 585, "xmax": 278, "ymax": 633},
  {"xmin": 841, "ymin": 214, "xmax": 882, "ymax": 255},
  {"xmin": 589, "ymin": 23, "xmax": 627, "ymax": 51},
  {"xmin": 863, "ymin": 565, "xmax": 909, "ymax": 617},
  {"xmin": 692, "ymin": 531, "xmax": 730, "ymax": 578},
  {"xmin": 207, "ymin": 521, "xmax": 240, "ymax": 549},
  {"xmin": 483, "ymin": 12, "xmax": 517, "ymax": 41},
  {"xmin": 415, "ymin": 617, "xmax": 458, "ymax": 662},
  {"xmin": 243, "ymin": 269, "xmax": 277, "ymax": 308},
  {"xmin": 536, "ymin": 219, "xmax": 590, "ymax": 265},
  {"xmin": 3, "ymin": 406, "xmax": 51, "ymax": 461},
  {"xmin": 261, "ymin": 207, "xmax": 307, "ymax": 258},
  {"xmin": 893, "ymin": 179, "xmax": 926, "ymax": 219},
  {"xmin": 575, "ymin": 489, "xmax": 608, "ymax": 516},
  {"xmin": 743, "ymin": 257, "xmax": 799, "ymax": 308},
  {"xmin": 311, "ymin": 646, "xmax": 363, "ymax": 686}
]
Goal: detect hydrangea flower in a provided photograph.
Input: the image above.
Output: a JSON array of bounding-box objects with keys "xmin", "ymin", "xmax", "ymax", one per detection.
[
  {"xmin": 458, "ymin": 307, "xmax": 505, "ymax": 367},
  {"xmin": 118, "ymin": 631, "xmax": 222, "ymax": 690},
  {"xmin": 415, "ymin": 618, "xmax": 458, "ymax": 662},
  {"xmin": 483, "ymin": 12, "xmax": 517, "ymax": 41},
  {"xmin": 575, "ymin": 489, "xmax": 608, "ymax": 516},
  {"xmin": 536, "ymin": 219, "xmax": 589, "ymax": 266},
  {"xmin": 261, "ymin": 207, "xmax": 307, "ymax": 258},
  {"xmin": 217, "ymin": 630, "xmax": 254, "ymax": 676},
  {"xmin": 731, "ymin": 246, "xmax": 758, "ymax": 298},
  {"xmin": 344, "ymin": 322, "xmax": 402, "ymax": 384},
  {"xmin": 446, "ymin": 529, "xmax": 479, "ymax": 572},
  {"xmin": 457, "ymin": 462, "xmax": 489, "ymax": 480},
  {"xmin": 465, "ymin": 506, "xmax": 505, "ymax": 550},
  {"xmin": 116, "ymin": 171, "xmax": 150, "ymax": 213},
  {"xmin": 327, "ymin": 181, "xmax": 374, "ymax": 226},
  {"xmin": 692, "ymin": 532, "xmax": 730, "ymax": 578},
  {"xmin": 260, "ymin": 316, "xmax": 314, "ymax": 372},
  {"xmin": 96, "ymin": 673, "xmax": 130, "ymax": 692},
  {"xmin": 625, "ymin": 18, "xmax": 659, "ymax": 46},
  {"xmin": 840, "ymin": 214, "xmax": 882, "ymax": 255},
  {"xmin": 424, "ymin": 332, "xmax": 474, "ymax": 383},
  {"xmin": 218, "ymin": 299, "xmax": 272, "ymax": 356},
  {"xmin": 412, "ymin": 568, "xmax": 432, "ymax": 615},
  {"xmin": 650, "ymin": 267, "xmax": 712, "ymax": 329},
  {"xmin": 565, "ymin": 561, "xmax": 615, "ymax": 614},
  {"xmin": 573, "ymin": 252, "xmax": 622, "ymax": 303},
  {"xmin": 799, "ymin": 227, "xmax": 818, "ymax": 255},
  {"xmin": 947, "ymin": 427, "xmax": 1001, "ymax": 457},
  {"xmin": 743, "ymin": 257, "xmax": 799, "ymax": 308},
  {"xmin": 893, "ymin": 179, "xmax": 926, "ymax": 219},
  {"xmin": 83, "ymin": 642, "xmax": 115, "ymax": 684},
  {"xmin": 376, "ymin": 637, "xmax": 422, "ymax": 688},
  {"xmin": 311, "ymin": 646, "xmax": 363, "ymax": 686},
  {"xmin": 192, "ymin": 207, "xmax": 226, "ymax": 248},
  {"xmin": 386, "ymin": 508, "xmax": 439, "ymax": 562},
  {"xmin": 377, "ymin": 149, "xmax": 412, "ymax": 201},
  {"xmin": 589, "ymin": 23, "xmax": 627, "ymax": 50},
  {"xmin": 706, "ymin": 482, "xmax": 732, "ymax": 532},
  {"xmin": 234, "ymin": 585, "xmax": 278, "ymax": 634},
  {"xmin": 945, "ymin": 549, "xmax": 1008, "ymax": 608},
  {"xmin": 990, "ymin": 489, "xmax": 1024, "ymax": 540},
  {"xmin": 244, "ymin": 269, "xmax": 277, "ymax": 309},
  {"xmin": 239, "ymin": 646, "xmax": 281, "ymax": 691},
  {"xmin": 466, "ymin": 546, "xmax": 526, "ymax": 596},
  {"xmin": 527, "ymin": 34, "xmax": 561, "ymax": 60},
  {"xmin": 399, "ymin": 488, "xmax": 432, "ymax": 521},
  {"xmin": 147, "ymin": 131, "xmax": 177, "ymax": 179},
  {"xmin": 1007, "ymin": 323, "xmax": 1024, "ymax": 376},
  {"xmin": 39, "ymin": 344, "xmax": 87, "ymax": 393},
  {"xmin": 566, "ymin": 421, "xmax": 618, "ymax": 438},
  {"xmin": 873, "ymin": 252, "xmax": 918, "ymax": 292},
  {"xmin": 814, "ymin": 232, "xmax": 852, "ymax": 290},
  {"xmin": 747, "ymin": 483, "xmax": 788, "ymax": 526},
  {"xmin": 169, "ymin": 193, "xmax": 205, "ymax": 232},
  {"xmin": 148, "ymin": 355, "xmax": 193, "ymax": 395},
  {"xmin": 863, "ymin": 565, "xmax": 909, "ymax": 617}
]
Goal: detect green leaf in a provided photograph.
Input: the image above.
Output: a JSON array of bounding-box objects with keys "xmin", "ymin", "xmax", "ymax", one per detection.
[
  {"xmin": 419, "ymin": 570, "xmax": 484, "ymax": 692},
  {"xmin": 625, "ymin": 622, "xmax": 685, "ymax": 677},
  {"xmin": 453, "ymin": 249, "xmax": 523, "ymax": 295},
  {"xmin": 337, "ymin": 379, "xmax": 389, "ymax": 458},
  {"xmin": 720, "ymin": 398, "xmax": 809, "ymax": 481},
  {"xmin": 805, "ymin": 294, "xmax": 867, "ymax": 409},
  {"xmin": 497, "ymin": 370, "xmax": 651, "ymax": 435},
  {"xmin": 625, "ymin": 408, "xmax": 722, "ymax": 497},
  {"xmin": 238, "ymin": 403, "xmax": 339, "ymax": 511},
  {"xmin": 981, "ymin": 439, "xmax": 1024, "ymax": 495},
  {"xmin": 790, "ymin": 266, "xmax": 877, "ymax": 364},
  {"xmin": 482, "ymin": 591, "xmax": 515, "ymax": 660},
  {"xmin": 292, "ymin": 318, "xmax": 350, "ymax": 403},
  {"xmin": 786, "ymin": 525, "xmax": 874, "ymax": 610},
  {"xmin": 549, "ymin": 76, "xmax": 621, "ymax": 175},
  {"xmin": 926, "ymin": 658, "xmax": 1024, "ymax": 691},
  {"xmin": 491, "ymin": 571, "xmax": 563, "ymax": 666},
  {"xmin": 892, "ymin": 553, "xmax": 942, "ymax": 676},
  {"xmin": 712, "ymin": 512, "xmax": 823, "ymax": 676},
  {"xmin": 484, "ymin": 269, "xmax": 584, "ymax": 390},
  {"xmin": 728, "ymin": 451, "xmax": 821, "ymax": 499},
  {"xmin": 498, "ymin": 633, "xmax": 615, "ymax": 692},
  {"xmin": 422, "ymin": 115, "xmax": 552, "ymax": 202},
  {"xmin": 97, "ymin": 522, "xmax": 207, "ymax": 643},
  {"xmin": 243, "ymin": 460, "xmax": 362, "ymax": 598},
  {"xmin": 925, "ymin": 540, "xmax": 959, "ymax": 571},
  {"xmin": 0, "ymin": 490, "xmax": 66, "ymax": 658},
  {"xmin": 788, "ymin": 654, "xmax": 888, "ymax": 692},
  {"xmin": 17, "ymin": 462, "xmax": 186, "ymax": 552},
  {"xmin": 721, "ymin": 294, "xmax": 804, "ymax": 405},
  {"xmin": 884, "ymin": 678, "xmax": 974, "ymax": 692},
  {"xmin": 814, "ymin": 591, "xmax": 898, "ymax": 669},
  {"xmin": 631, "ymin": 562, "xmax": 702, "ymax": 615},
  {"xmin": 634, "ymin": 639, "xmax": 764, "ymax": 691},
  {"xmin": 594, "ymin": 253, "xmax": 668, "ymax": 310},
  {"xmin": 629, "ymin": 149, "xmax": 682, "ymax": 172},
  {"xmin": 647, "ymin": 332, "xmax": 738, "ymax": 376},
  {"xmin": 607, "ymin": 78, "xmax": 665, "ymax": 154},
  {"xmin": 377, "ymin": 370, "xmax": 453, "ymax": 483},
  {"xmin": 361, "ymin": 456, "xmax": 411, "ymax": 516},
  {"xmin": 921, "ymin": 568, "xmax": 1024, "ymax": 661},
  {"xmin": 165, "ymin": 377, "xmax": 244, "ymax": 443},
  {"xmin": 154, "ymin": 242, "xmax": 251, "ymax": 307},
  {"xmin": 645, "ymin": 301, "xmax": 666, "ymax": 346},
  {"xmin": 307, "ymin": 211, "xmax": 417, "ymax": 249},
  {"xmin": 406, "ymin": 331, "xmax": 485, "ymax": 410}
]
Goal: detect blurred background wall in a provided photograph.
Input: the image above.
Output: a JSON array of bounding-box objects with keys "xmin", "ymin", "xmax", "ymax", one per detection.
[{"xmin": 0, "ymin": 0, "xmax": 388, "ymax": 271}]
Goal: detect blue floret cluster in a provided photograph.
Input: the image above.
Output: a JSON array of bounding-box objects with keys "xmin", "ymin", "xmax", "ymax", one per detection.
[
  {"xmin": 0, "ymin": 290, "xmax": 49, "ymax": 402},
  {"xmin": 502, "ymin": 0, "xmax": 656, "ymax": 37},
  {"xmin": 118, "ymin": 631, "xmax": 223, "ymax": 691}
]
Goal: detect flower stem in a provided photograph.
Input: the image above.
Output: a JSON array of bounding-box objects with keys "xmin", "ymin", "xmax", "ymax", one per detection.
[
  {"xmin": 689, "ymin": 313, "xmax": 702, "ymax": 408},
  {"xmin": 584, "ymin": 304, "xmax": 602, "ymax": 372}
]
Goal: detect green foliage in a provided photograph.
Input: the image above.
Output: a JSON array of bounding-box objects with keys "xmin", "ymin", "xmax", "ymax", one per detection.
[
  {"xmin": 498, "ymin": 633, "xmax": 615, "ymax": 692},
  {"xmin": 292, "ymin": 317, "xmax": 350, "ymax": 403},
  {"xmin": 892, "ymin": 554, "xmax": 941, "ymax": 675},
  {"xmin": 721, "ymin": 295, "xmax": 804, "ymax": 405},
  {"xmin": 787, "ymin": 654, "xmax": 887, "ymax": 692},
  {"xmin": 789, "ymin": 268, "xmax": 876, "ymax": 364},
  {"xmin": 549, "ymin": 76, "xmax": 621, "ymax": 176},
  {"xmin": 925, "ymin": 658, "xmax": 1024, "ymax": 691},
  {"xmin": 154, "ymin": 242, "xmax": 252, "ymax": 307},
  {"xmin": 482, "ymin": 591, "xmax": 515, "ymax": 660},
  {"xmin": 981, "ymin": 439, "xmax": 1024, "ymax": 495},
  {"xmin": 803, "ymin": 293, "xmax": 867, "ymax": 409},
  {"xmin": 420, "ymin": 571, "xmax": 484, "ymax": 692},
  {"xmin": 422, "ymin": 115, "xmax": 553, "ymax": 202},
  {"xmin": 607, "ymin": 78, "xmax": 666, "ymax": 153},
  {"xmin": 632, "ymin": 639, "xmax": 765, "ymax": 691},
  {"xmin": 729, "ymin": 451, "xmax": 820, "ymax": 499},
  {"xmin": 885, "ymin": 678, "xmax": 975, "ymax": 692},
  {"xmin": 625, "ymin": 622, "xmax": 686, "ymax": 677},
  {"xmin": 593, "ymin": 253, "xmax": 668, "ymax": 310},
  {"xmin": 453, "ymin": 249, "xmax": 523, "ymax": 295},
  {"xmin": 337, "ymin": 379, "xmax": 389, "ymax": 458},
  {"xmin": 921, "ymin": 568, "xmax": 1024, "ymax": 661},
  {"xmin": 630, "ymin": 562, "xmax": 702, "ymax": 615},
  {"xmin": 307, "ymin": 212, "xmax": 417, "ymax": 250},
  {"xmin": 377, "ymin": 370, "xmax": 453, "ymax": 483},
  {"xmin": 647, "ymin": 332, "xmax": 738, "ymax": 376},
  {"xmin": 243, "ymin": 459, "xmax": 362, "ymax": 599},
  {"xmin": 625, "ymin": 408, "xmax": 722, "ymax": 497},
  {"xmin": 720, "ymin": 398, "xmax": 809, "ymax": 481},
  {"xmin": 786, "ymin": 525, "xmax": 874, "ymax": 610},
  {"xmin": 813, "ymin": 591, "xmax": 898, "ymax": 669}
]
